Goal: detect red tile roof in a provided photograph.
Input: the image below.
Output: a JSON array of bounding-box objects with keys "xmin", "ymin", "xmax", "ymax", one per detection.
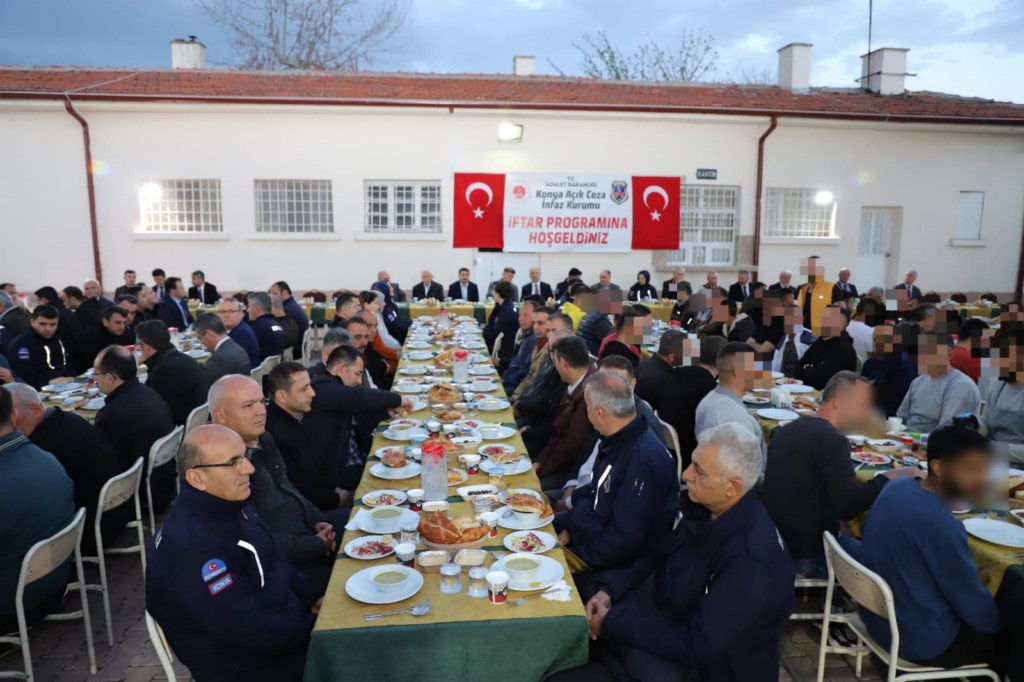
[{"xmin": 1, "ymin": 66, "xmax": 1022, "ymax": 125}]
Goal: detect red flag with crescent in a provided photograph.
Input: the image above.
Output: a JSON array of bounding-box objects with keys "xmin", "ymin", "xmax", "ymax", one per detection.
[
  {"xmin": 453, "ymin": 173, "xmax": 506, "ymax": 249},
  {"xmin": 631, "ymin": 176, "xmax": 681, "ymax": 249}
]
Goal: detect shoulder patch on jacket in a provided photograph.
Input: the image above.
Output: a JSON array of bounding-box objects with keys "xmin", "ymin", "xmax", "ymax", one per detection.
[
  {"xmin": 201, "ymin": 558, "xmax": 228, "ymax": 582},
  {"xmin": 207, "ymin": 573, "xmax": 234, "ymax": 596}
]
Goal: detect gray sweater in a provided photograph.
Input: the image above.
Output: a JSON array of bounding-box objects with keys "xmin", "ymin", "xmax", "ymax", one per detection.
[
  {"xmin": 897, "ymin": 369, "xmax": 980, "ymax": 434},
  {"xmin": 695, "ymin": 385, "xmax": 767, "ymax": 466},
  {"xmin": 980, "ymin": 377, "xmax": 1024, "ymax": 465}
]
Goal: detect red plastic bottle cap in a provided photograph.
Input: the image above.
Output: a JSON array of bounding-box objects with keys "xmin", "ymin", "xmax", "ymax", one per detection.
[
  {"xmin": 423, "ymin": 443, "xmax": 446, "ymax": 463},
  {"xmin": 454, "ymin": 350, "xmax": 468, "ymax": 359}
]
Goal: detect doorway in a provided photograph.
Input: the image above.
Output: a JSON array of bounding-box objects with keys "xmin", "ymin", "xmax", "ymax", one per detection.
[{"xmin": 856, "ymin": 208, "xmax": 902, "ymax": 291}]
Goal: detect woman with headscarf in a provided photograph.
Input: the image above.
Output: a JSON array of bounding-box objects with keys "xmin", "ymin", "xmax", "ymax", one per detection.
[
  {"xmin": 371, "ymin": 280, "xmax": 409, "ymax": 345},
  {"xmin": 628, "ymin": 270, "xmax": 658, "ymax": 302}
]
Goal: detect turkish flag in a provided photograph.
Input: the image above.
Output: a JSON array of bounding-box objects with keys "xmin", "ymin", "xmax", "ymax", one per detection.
[
  {"xmin": 453, "ymin": 173, "xmax": 505, "ymax": 249},
  {"xmin": 631, "ymin": 176, "xmax": 681, "ymax": 249}
]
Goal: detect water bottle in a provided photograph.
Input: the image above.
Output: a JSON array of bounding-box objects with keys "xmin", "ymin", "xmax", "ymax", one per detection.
[
  {"xmin": 169, "ymin": 327, "xmax": 181, "ymax": 350},
  {"xmin": 452, "ymin": 349, "xmax": 470, "ymax": 384},
  {"xmin": 421, "ymin": 443, "xmax": 448, "ymax": 501}
]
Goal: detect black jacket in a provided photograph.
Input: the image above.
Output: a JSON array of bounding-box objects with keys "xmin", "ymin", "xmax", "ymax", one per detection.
[
  {"xmin": 483, "ymin": 299, "xmax": 519, "ymax": 370},
  {"xmin": 412, "ymin": 281, "xmax": 444, "ymax": 301},
  {"xmin": 250, "ymin": 314, "xmax": 285, "ymax": 361},
  {"xmin": 0, "ymin": 307, "xmax": 30, "ymax": 339},
  {"xmin": 6, "ymin": 328, "xmax": 73, "ymax": 389},
  {"xmin": 521, "ymin": 281, "xmax": 553, "ymax": 301},
  {"xmin": 76, "ymin": 296, "xmax": 113, "ymax": 328},
  {"xmin": 660, "ymin": 365, "xmax": 718, "ymax": 466},
  {"xmin": 577, "ymin": 312, "xmax": 613, "ymax": 357},
  {"xmin": 727, "ymin": 281, "xmax": 764, "ymax": 303},
  {"xmin": 156, "ymin": 297, "xmax": 193, "ymax": 330},
  {"xmin": 71, "ymin": 322, "xmax": 125, "ymax": 374},
  {"xmin": 265, "ymin": 402, "xmax": 338, "ymax": 512},
  {"xmin": 628, "ymin": 283, "xmax": 658, "ymax": 301},
  {"xmin": 145, "ymin": 347, "xmax": 208, "ymax": 425},
  {"xmin": 146, "ymin": 485, "xmax": 317, "ymax": 682},
  {"xmin": 634, "ymin": 356, "xmax": 673, "ymax": 414},
  {"xmin": 447, "ymin": 281, "xmax": 480, "ymax": 302},
  {"xmin": 661, "ymin": 279, "xmax": 691, "ymax": 300},
  {"xmin": 727, "ymin": 314, "xmax": 756, "ymax": 343},
  {"xmin": 55, "ymin": 304, "xmax": 83, "ymax": 345},
  {"xmin": 187, "ymin": 282, "xmax": 220, "ymax": 305},
  {"xmin": 793, "ymin": 332, "xmax": 857, "ymax": 390},
  {"xmin": 833, "ymin": 282, "xmax": 858, "ymax": 299},
  {"xmin": 29, "ymin": 408, "xmax": 127, "ymax": 555},
  {"xmin": 761, "ymin": 415, "xmax": 888, "ymax": 560},
  {"xmin": 276, "ymin": 315, "xmax": 300, "ymax": 357}
]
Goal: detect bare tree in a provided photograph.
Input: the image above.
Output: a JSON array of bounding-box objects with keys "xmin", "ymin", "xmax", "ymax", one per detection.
[
  {"xmin": 550, "ymin": 30, "xmax": 719, "ymax": 82},
  {"xmin": 198, "ymin": 0, "xmax": 411, "ymax": 70},
  {"xmin": 730, "ymin": 65, "xmax": 775, "ymax": 85}
]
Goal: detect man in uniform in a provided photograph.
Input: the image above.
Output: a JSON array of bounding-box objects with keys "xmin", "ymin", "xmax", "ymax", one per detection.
[
  {"xmin": 246, "ymin": 292, "xmax": 285, "ymax": 362},
  {"xmin": 6, "ymin": 305, "xmax": 74, "ymax": 389},
  {"xmin": 146, "ymin": 424, "xmax": 321, "ymax": 682}
]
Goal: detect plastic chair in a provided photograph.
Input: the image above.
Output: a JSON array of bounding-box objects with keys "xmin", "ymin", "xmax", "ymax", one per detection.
[
  {"xmin": 490, "ymin": 333, "xmax": 504, "ymax": 364},
  {"xmin": 250, "ymin": 354, "xmax": 281, "ymax": 387},
  {"xmin": 790, "ymin": 575, "xmax": 830, "ymax": 622},
  {"xmin": 0, "ymin": 508, "xmax": 97, "ymax": 679},
  {"xmin": 656, "ymin": 416, "xmax": 684, "ymax": 489},
  {"xmin": 145, "ymin": 611, "xmax": 178, "ymax": 681},
  {"xmin": 146, "ymin": 426, "xmax": 184, "ymax": 536},
  {"xmin": 184, "ymin": 402, "xmax": 209, "ymax": 435},
  {"xmin": 300, "ymin": 327, "xmax": 313, "ymax": 366},
  {"xmin": 78, "ymin": 458, "xmax": 147, "ymax": 646},
  {"xmin": 817, "ymin": 531, "xmax": 999, "ymax": 682}
]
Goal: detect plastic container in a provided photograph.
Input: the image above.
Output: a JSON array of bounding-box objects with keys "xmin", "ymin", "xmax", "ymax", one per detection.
[
  {"xmin": 421, "ymin": 443, "xmax": 449, "ymax": 502},
  {"xmin": 452, "ymin": 349, "xmax": 470, "ymax": 384}
]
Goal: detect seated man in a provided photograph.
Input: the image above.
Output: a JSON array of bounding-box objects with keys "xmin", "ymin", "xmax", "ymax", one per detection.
[
  {"xmin": 660, "ymin": 335, "xmax": 725, "ymax": 467},
  {"xmin": 210, "ymin": 374, "xmax": 344, "ymax": 590},
  {"xmin": 980, "ymin": 326, "xmax": 1024, "ymax": 464},
  {"xmin": 329, "ymin": 292, "xmax": 361, "ymax": 328},
  {"xmin": 569, "ymin": 422, "xmax": 793, "ymax": 681},
  {"xmin": 634, "ymin": 328, "xmax": 684, "ymax": 414},
  {"xmin": 695, "ymin": 342, "xmax": 766, "ymax": 460},
  {"xmin": 246, "ymin": 292, "xmax": 285, "ymax": 362},
  {"xmin": 6, "ymin": 305, "xmax": 73, "ymax": 389},
  {"xmin": 793, "ymin": 304, "xmax": 857, "ymax": 390},
  {"xmin": 271, "ymin": 295, "xmax": 300, "ymax": 359},
  {"xmin": 136, "ymin": 319, "xmax": 208, "ymax": 426},
  {"xmin": 510, "ymin": 308, "xmax": 559, "ymax": 402},
  {"xmin": 307, "ymin": 327, "xmax": 351, "ymax": 379},
  {"xmin": 770, "ymin": 303, "xmax": 810, "ymax": 378},
  {"xmin": 575, "ymin": 288, "xmax": 613, "ymax": 357},
  {"xmin": 447, "ymin": 267, "xmax": 480, "ymax": 302},
  {"xmin": 411, "ymin": 270, "xmax": 444, "ymax": 301},
  {"xmin": 501, "ymin": 300, "xmax": 539, "ymax": 394},
  {"xmin": 761, "ymin": 371, "xmax": 915, "ymax": 577},
  {"xmin": 0, "ymin": 386, "xmax": 75, "ymax": 633},
  {"xmin": 187, "ymin": 270, "xmax": 219, "ymax": 305},
  {"xmin": 269, "ymin": 281, "xmax": 310, "ymax": 335},
  {"xmin": 486, "ymin": 266, "xmax": 520, "ymax": 302},
  {"xmin": 358, "ymin": 310, "xmax": 398, "ymax": 388},
  {"xmin": 841, "ymin": 427, "xmax": 1001, "ymax": 670},
  {"xmin": 218, "ymin": 297, "xmax": 260, "ymax": 368},
  {"xmin": 147, "ymin": 424, "xmax": 321, "ymax": 682},
  {"xmin": 76, "ymin": 279, "xmax": 115, "ymax": 328},
  {"xmin": 194, "ymin": 312, "xmax": 252, "ymax": 386},
  {"xmin": 33, "ymin": 286, "xmax": 81, "ymax": 344},
  {"xmin": 898, "ymin": 332, "xmax": 981, "ymax": 433},
  {"xmin": 9, "ymin": 384, "xmax": 125, "ymax": 555},
  {"xmin": 554, "ymin": 371, "xmax": 678, "ymax": 572},
  {"xmin": 532, "ymin": 336, "xmax": 595, "ymax": 490},
  {"xmin": 154, "ymin": 277, "xmax": 193, "ymax": 330}
]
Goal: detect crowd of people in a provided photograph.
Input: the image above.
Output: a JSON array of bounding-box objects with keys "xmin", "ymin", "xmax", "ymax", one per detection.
[{"xmin": 0, "ymin": 257, "xmax": 1021, "ymax": 681}]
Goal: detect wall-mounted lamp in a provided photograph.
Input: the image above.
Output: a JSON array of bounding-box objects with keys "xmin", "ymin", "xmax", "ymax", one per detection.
[
  {"xmin": 498, "ymin": 122, "xmax": 524, "ymax": 143},
  {"xmin": 814, "ymin": 190, "xmax": 835, "ymax": 205}
]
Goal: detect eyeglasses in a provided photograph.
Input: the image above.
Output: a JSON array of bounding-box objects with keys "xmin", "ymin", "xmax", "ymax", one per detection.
[{"xmin": 192, "ymin": 454, "xmax": 249, "ymax": 472}]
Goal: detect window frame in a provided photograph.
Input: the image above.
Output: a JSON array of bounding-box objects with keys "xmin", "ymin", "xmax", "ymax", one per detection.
[
  {"xmin": 253, "ymin": 178, "xmax": 335, "ymax": 234},
  {"xmin": 663, "ymin": 184, "xmax": 739, "ymax": 267},
  {"xmin": 138, "ymin": 178, "xmax": 223, "ymax": 234},
  {"xmin": 363, "ymin": 180, "xmax": 443, "ymax": 235},
  {"xmin": 764, "ymin": 187, "xmax": 837, "ymax": 239}
]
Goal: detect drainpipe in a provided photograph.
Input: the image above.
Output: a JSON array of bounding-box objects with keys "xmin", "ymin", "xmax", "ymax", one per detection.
[
  {"xmin": 1017, "ymin": 205, "xmax": 1024, "ymax": 303},
  {"xmin": 63, "ymin": 96, "xmax": 103, "ymax": 284},
  {"xmin": 752, "ymin": 114, "xmax": 779, "ymax": 283}
]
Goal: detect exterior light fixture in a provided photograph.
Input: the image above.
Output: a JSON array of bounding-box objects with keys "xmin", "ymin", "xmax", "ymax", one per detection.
[
  {"xmin": 140, "ymin": 182, "xmax": 164, "ymax": 202},
  {"xmin": 814, "ymin": 190, "xmax": 835, "ymax": 205},
  {"xmin": 497, "ymin": 123, "xmax": 524, "ymax": 143}
]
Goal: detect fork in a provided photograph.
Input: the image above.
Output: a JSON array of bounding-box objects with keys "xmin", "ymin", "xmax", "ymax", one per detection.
[
  {"xmin": 508, "ymin": 586, "xmax": 566, "ymax": 607},
  {"xmin": 363, "ymin": 598, "xmax": 432, "ymax": 622}
]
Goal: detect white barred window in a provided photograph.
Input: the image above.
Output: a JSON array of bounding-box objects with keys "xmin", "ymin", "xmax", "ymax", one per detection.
[
  {"xmin": 139, "ymin": 179, "xmax": 223, "ymax": 233},
  {"xmin": 665, "ymin": 185, "xmax": 738, "ymax": 266},
  {"xmin": 255, "ymin": 179, "xmax": 334, "ymax": 233},
  {"xmin": 364, "ymin": 181, "xmax": 442, "ymax": 234},
  {"xmin": 765, "ymin": 188, "xmax": 836, "ymax": 238}
]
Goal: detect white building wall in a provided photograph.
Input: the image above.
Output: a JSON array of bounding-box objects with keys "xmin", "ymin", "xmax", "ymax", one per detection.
[{"xmin": 1, "ymin": 100, "xmax": 1021, "ymax": 298}]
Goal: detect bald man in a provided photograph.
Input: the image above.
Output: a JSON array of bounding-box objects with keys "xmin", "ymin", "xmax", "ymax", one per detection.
[
  {"xmin": 147, "ymin": 424, "xmax": 321, "ymax": 682},
  {"xmin": 412, "ymin": 270, "xmax": 444, "ymax": 301},
  {"xmin": 76, "ymin": 279, "xmax": 114, "ymax": 328}
]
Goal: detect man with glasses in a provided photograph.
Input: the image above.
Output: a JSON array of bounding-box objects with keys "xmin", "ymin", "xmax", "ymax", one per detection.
[
  {"xmin": 218, "ymin": 298, "xmax": 260, "ymax": 367},
  {"xmin": 330, "ymin": 292, "xmax": 361, "ymax": 328},
  {"xmin": 147, "ymin": 424, "xmax": 322, "ymax": 682},
  {"xmin": 209, "ymin": 374, "xmax": 343, "ymax": 591}
]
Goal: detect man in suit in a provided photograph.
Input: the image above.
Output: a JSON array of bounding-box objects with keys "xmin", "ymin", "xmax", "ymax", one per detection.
[
  {"xmin": 895, "ymin": 270, "xmax": 923, "ymax": 301},
  {"xmin": 596, "ymin": 269, "xmax": 620, "ymax": 291},
  {"xmin": 155, "ymin": 276, "xmax": 194, "ymax": 330},
  {"xmin": 727, "ymin": 269, "xmax": 764, "ymax": 303},
  {"xmin": 661, "ymin": 267, "xmax": 690, "ymax": 300},
  {"xmin": 151, "ymin": 268, "xmax": 167, "ymax": 301},
  {"xmin": 446, "ymin": 268, "xmax": 480, "ymax": 302},
  {"xmin": 834, "ymin": 267, "xmax": 859, "ymax": 299},
  {"xmin": 522, "ymin": 267, "xmax": 553, "ymax": 301},
  {"xmin": 136, "ymin": 320, "xmax": 208, "ymax": 426},
  {"xmin": 767, "ymin": 270, "xmax": 796, "ymax": 296},
  {"xmin": 76, "ymin": 279, "xmax": 114, "ymax": 328},
  {"xmin": 194, "ymin": 312, "xmax": 252, "ymax": 386},
  {"xmin": 487, "ymin": 267, "xmax": 520, "ymax": 302},
  {"xmin": 412, "ymin": 270, "xmax": 444, "ymax": 301},
  {"xmin": 187, "ymin": 270, "xmax": 220, "ymax": 305},
  {"xmin": 702, "ymin": 271, "xmax": 728, "ymax": 298},
  {"xmin": 113, "ymin": 269, "xmax": 137, "ymax": 300}
]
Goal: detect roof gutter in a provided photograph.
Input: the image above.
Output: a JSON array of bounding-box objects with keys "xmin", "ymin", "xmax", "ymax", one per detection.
[
  {"xmin": 63, "ymin": 95, "xmax": 103, "ymax": 284},
  {"xmin": 752, "ymin": 115, "xmax": 779, "ymax": 283}
]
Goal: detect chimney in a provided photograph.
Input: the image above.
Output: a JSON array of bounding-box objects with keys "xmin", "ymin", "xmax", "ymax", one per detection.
[
  {"xmin": 513, "ymin": 56, "xmax": 536, "ymax": 77},
  {"xmin": 171, "ymin": 36, "xmax": 206, "ymax": 69},
  {"xmin": 860, "ymin": 47, "xmax": 910, "ymax": 95},
  {"xmin": 777, "ymin": 43, "xmax": 812, "ymax": 92}
]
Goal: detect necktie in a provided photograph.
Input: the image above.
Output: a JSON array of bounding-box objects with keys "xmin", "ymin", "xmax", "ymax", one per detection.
[
  {"xmin": 782, "ymin": 336, "xmax": 799, "ymax": 377},
  {"xmin": 534, "ymin": 283, "xmax": 539, "ymax": 296},
  {"xmin": 199, "ymin": 287, "xmax": 205, "ymax": 304},
  {"xmin": 178, "ymin": 299, "xmax": 189, "ymax": 327},
  {"xmin": 742, "ymin": 284, "xmax": 748, "ymax": 298}
]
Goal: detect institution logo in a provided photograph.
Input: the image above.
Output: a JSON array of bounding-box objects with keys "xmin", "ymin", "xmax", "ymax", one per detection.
[{"xmin": 610, "ymin": 180, "xmax": 629, "ymax": 205}]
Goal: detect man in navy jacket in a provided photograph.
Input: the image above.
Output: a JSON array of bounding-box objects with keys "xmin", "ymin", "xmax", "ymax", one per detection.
[
  {"xmin": 483, "ymin": 281, "xmax": 520, "ymax": 372},
  {"xmin": 579, "ymin": 421, "xmax": 793, "ymax": 682},
  {"xmin": 246, "ymin": 292, "xmax": 285, "ymax": 361},
  {"xmin": 554, "ymin": 371, "xmax": 678, "ymax": 572},
  {"xmin": 147, "ymin": 424, "xmax": 320, "ymax": 682}
]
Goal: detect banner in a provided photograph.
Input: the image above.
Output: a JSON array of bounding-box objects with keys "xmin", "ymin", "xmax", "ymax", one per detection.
[{"xmin": 452, "ymin": 173, "xmax": 680, "ymax": 252}]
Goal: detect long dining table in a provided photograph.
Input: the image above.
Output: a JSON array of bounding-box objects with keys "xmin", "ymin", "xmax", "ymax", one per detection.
[{"xmin": 303, "ymin": 315, "xmax": 589, "ymax": 682}]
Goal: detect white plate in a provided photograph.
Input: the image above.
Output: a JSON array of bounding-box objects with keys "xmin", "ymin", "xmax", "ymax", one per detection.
[
  {"xmin": 407, "ymin": 351, "xmax": 434, "ymax": 361},
  {"xmin": 771, "ymin": 371, "xmax": 785, "ymax": 380},
  {"xmin": 345, "ymin": 565, "xmax": 424, "ymax": 605},
  {"xmin": 185, "ymin": 349, "xmax": 210, "ymax": 359},
  {"xmin": 867, "ymin": 438, "xmax": 902, "ymax": 453},
  {"xmin": 355, "ymin": 507, "xmax": 421, "ymax": 534},
  {"xmin": 42, "ymin": 383, "xmax": 77, "ymax": 393},
  {"xmin": 492, "ymin": 554, "xmax": 565, "ymax": 591},
  {"xmin": 81, "ymin": 397, "xmax": 106, "ymax": 411},
  {"xmin": 456, "ymin": 484, "xmax": 498, "ymax": 502},
  {"xmin": 407, "ymin": 341, "xmax": 433, "ymax": 350},
  {"xmin": 469, "ymin": 383, "xmax": 499, "ymax": 393},
  {"xmin": 478, "ymin": 425, "xmax": 516, "ymax": 440},
  {"xmin": 775, "ymin": 378, "xmax": 804, "ymax": 386},
  {"xmin": 742, "ymin": 394, "xmax": 771, "ymax": 405},
  {"xmin": 450, "ymin": 434, "xmax": 483, "ymax": 446},
  {"xmin": 373, "ymin": 445, "xmax": 408, "ymax": 460},
  {"xmin": 963, "ymin": 518, "xmax": 1024, "ymax": 548},
  {"xmin": 390, "ymin": 418, "xmax": 424, "ymax": 429},
  {"xmin": 469, "ymin": 366, "xmax": 497, "ymax": 376},
  {"xmin": 369, "ymin": 462, "xmax": 423, "ymax": 480},
  {"xmin": 756, "ymin": 408, "xmax": 800, "ymax": 421},
  {"xmin": 1010, "ymin": 468, "xmax": 1024, "ymax": 478},
  {"xmin": 463, "ymin": 341, "xmax": 486, "ymax": 350},
  {"xmin": 383, "ymin": 427, "xmax": 428, "ymax": 441},
  {"xmin": 453, "ymin": 419, "xmax": 487, "ymax": 430},
  {"xmin": 503, "ymin": 530, "xmax": 557, "ymax": 554},
  {"xmin": 781, "ymin": 384, "xmax": 815, "ymax": 394},
  {"xmin": 399, "ymin": 366, "xmax": 428, "ymax": 376},
  {"xmin": 477, "ymin": 443, "xmax": 516, "ymax": 457},
  {"xmin": 361, "ymin": 489, "xmax": 409, "ymax": 507},
  {"xmin": 344, "ymin": 535, "xmax": 397, "ymax": 560},
  {"xmin": 851, "ymin": 451, "xmax": 892, "ymax": 465},
  {"xmin": 447, "ymin": 468, "xmax": 469, "ymax": 486},
  {"xmin": 482, "ymin": 458, "xmax": 531, "ymax": 476},
  {"xmin": 477, "ymin": 399, "xmax": 511, "ymax": 411},
  {"xmin": 407, "ymin": 397, "xmax": 428, "ymax": 412},
  {"xmin": 394, "ymin": 383, "xmax": 426, "ymax": 394},
  {"xmin": 496, "ymin": 506, "xmax": 554, "ymax": 531}
]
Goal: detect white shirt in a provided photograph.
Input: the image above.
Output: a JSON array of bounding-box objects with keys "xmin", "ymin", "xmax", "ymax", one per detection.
[
  {"xmin": 460, "ymin": 284, "xmax": 470, "ymax": 300},
  {"xmin": 771, "ymin": 327, "xmax": 810, "ymax": 373},
  {"xmin": 214, "ymin": 336, "xmax": 230, "ymax": 352},
  {"xmin": 846, "ymin": 320, "xmax": 874, "ymax": 364},
  {"xmin": 529, "ymin": 281, "xmax": 542, "ymax": 297},
  {"xmin": 566, "ymin": 370, "xmax": 588, "ymax": 397}
]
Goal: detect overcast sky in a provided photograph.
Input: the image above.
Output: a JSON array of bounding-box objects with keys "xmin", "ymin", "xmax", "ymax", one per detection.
[{"xmin": 1, "ymin": 0, "xmax": 1021, "ymax": 102}]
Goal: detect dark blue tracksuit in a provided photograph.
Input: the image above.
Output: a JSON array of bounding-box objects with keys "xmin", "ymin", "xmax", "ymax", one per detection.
[
  {"xmin": 250, "ymin": 313, "xmax": 285, "ymax": 361},
  {"xmin": 596, "ymin": 492, "xmax": 795, "ymax": 681},
  {"xmin": 146, "ymin": 484, "xmax": 319, "ymax": 682},
  {"xmin": 6, "ymin": 328, "xmax": 72, "ymax": 389}
]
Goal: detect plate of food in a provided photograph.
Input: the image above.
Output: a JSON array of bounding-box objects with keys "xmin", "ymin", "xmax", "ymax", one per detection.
[
  {"xmin": 417, "ymin": 510, "xmax": 489, "ymax": 550},
  {"xmin": 345, "ymin": 565, "xmax": 424, "ymax": 605},
  {"xmin": 477, "ymin": 398, "xmax": 511, "ymax": 412},
  {"xmin": 383, "ymin": 426, "xmax": 428, "ymax": 441},
  {"xmin": 775, "ymin": 377, "xmax": 803, "ymax": 386},
  {"xmin": 369, "ymin": 462, "xmax": 422, "ymax": 480},
  {"xmin": 497, "ymin": 494, "xmax": 555, "ymax": 531},
  {"xmin": 42, "ymin": 383, "xmax": 78, "ymax": 393},
  {"xmin": 478, "ymin": 442, "xmax": 517, "ymax": 458},
  {"xmin": 390, "ymin": 418, "xmax": 423, "ymax": 429},
  {"xmin": 394, "ymin": 382, "xmax": 426, "ymax": 394},
  {"xmin": 423, "ymin": 434, "xmax": 465, "ymax": 457},
  {"xmin": 361, "ymin": 489, "xmax": 408, "ymax": 507},
  {"xmin": 376, "ymin": 447, "xmax": 412, "ymax": 469},
  {"xmin": 428, "ymin": 382, "xmax": 462, "ymax": 404},
  {"xmin": 453, "ymin": 419, "xmax": 486, "ymax": 430},
  {"xmin": 478, "ymin": 425, "xmax": 516, "ymax": 440},
  {"xmin": 963, "ymin": 517, "xmax": 1024, "ymax": 548},
  {"xmin": 407, "ymin": 350, "xmax": 434, "ymax": 361},
  {"xmin": 184, "ymin": 348, "xmax": 210, "ymax": 359},
  {"xmin": 407, "ymin": 341, "xmax": 433, "ymax": 350},
  {"xmin": 867, "ymin": 438, "xmax": 902, "ymax": 454},
  {"xmin": 492, "ymin": 553, "xmax": 565, "ymax": 592},
  {"xmin": 450, "ymin": 434, "xmax": 483, "ymax": 446},
  {"xmin": 456, "ymin": 484, "xmax": 499, "ymax": 502},
  {"xmin": 469, "ymin": 366, "xmax": 497, "ymax": 376},
  {"xmin": 432, "ymin": 407, "xmax": 464, "ymax": 423},
  {"xmin": 344, "ymin": 535, "xmax": 397, "ymax": 560},
  {"xmin": 756, "ymin": 408, "xmax": 801, "ymax": 422},
  {"xmin": 399, "ymin": 366, "xmax": 428, "ymax": 376},
  {"xmin": 742, "ymin": 393, "xmax": 771, "ymax": 405},
  {"xmin": 447, "ymin": 468, "xmax": 469, "ymax": 487},
  {"xmin": 851, "ymin": 451, "xmax": 892, "ymax": 465},
  {"xmin": 504, "ymin": 530, "xmax": 557, "ymax": 554},
  {"xmin": 482, "ymin": 458, "xmax": 531, "ymax": 476}
]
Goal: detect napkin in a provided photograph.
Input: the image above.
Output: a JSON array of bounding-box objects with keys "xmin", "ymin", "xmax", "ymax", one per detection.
[
  {"xmin": 345, "ymin": 508, "xmax": 372, "ymax": 532},
  {"xmin": 540, "ymin": 580, "xmax": 574, "ymax": 602}
]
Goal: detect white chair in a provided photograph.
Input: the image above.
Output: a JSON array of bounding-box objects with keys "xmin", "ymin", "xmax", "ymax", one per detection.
[
  {"xmin": 146, "ymin": 425, "xmax": 184, "ymax": 536},
  {"xmin": 490, "ymin": 333, "xmax": 504, "ymax": 363},
  {"xmin": 145, "ymin": 611, "xmax": 178, "ymax": 681},
  {"xmin": 656, "ymin": 416, "xmax": 684, "ymax": 489},
  {"xmin": 817, "ymin": 531, "xmax": 1000, "ymax": 682},
  {"xmin": 79, "ymin": 458, "xmax": 146, "ymax": 646},
  {"xmin": 790, "ymin": 576, "xmax": 830, "ymax": 622},
  {"xmin": 184, "ymin": 402, "xmax": 210, "ymax": 435},
  {"xmin": 249, "ymin": 354, "xmax": 281, "ymax": 386},
  {"xmin": 0, "ymin": 508, "xmax": 97, "ymax": 679},
  {"xmin": 300, "ymin": 327, "xmax": 313, "ymax": 366}
]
